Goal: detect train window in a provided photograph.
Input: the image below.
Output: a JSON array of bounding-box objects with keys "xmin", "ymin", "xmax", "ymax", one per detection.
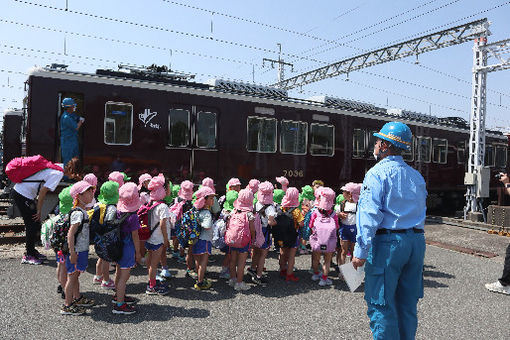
[
  {"xmin": 432, "ymin": 138, "xmax": 448, "ymax": 164},
  {"xmin": 402, "ymin": 137, "xmax": 414, "ymax": 162},
  {"xmin": 352, "ymin": 129, "xmax": 365, "ymax": 158},
  {"xmin": 247, "ymin": 116, "xmax": 277, "ymax": 153},
  {"xmin": 485, "ymin": 145, "xmax": 495, "ymax": 167},
  {"xmin": 367, "ymin": 130, "xmax": 378, "ymax": 159},
  {"xmin": 280, "ymin": 120, "xmax": 307, "ymax": 155},
  {"xmin": 457, "ymin": 141, "xmax": 466, "ymax": 165},
  {"xmin": 168, "ymin": 109, "xmax": 190, "ymax": 147},
  {"xmin": 104, "ymin": 102, "xmax": 133, "ymax": 145},
  {"xmin": 310, "ymin": 123, "xmax": 334, "ymax": 156},
  {"xmin": 495, "ymin": 146, "xmax": 507, "ymax": 168},
  {"xmin": 416, "ymin": 136, "xmax": 431, "ymax": 163},
  {"xmin": 196, "ymin": 111, "xmax": 216, "ymax": 148}
]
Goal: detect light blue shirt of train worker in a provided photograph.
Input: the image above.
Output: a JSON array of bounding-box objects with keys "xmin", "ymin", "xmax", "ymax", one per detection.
[
  {"xmin": 352, "ymin": 121, "xmax": 427, "ymax": 340},
  {"xmin": 60, "ymin": 97, "xmax": 83, "ymax": 166}
]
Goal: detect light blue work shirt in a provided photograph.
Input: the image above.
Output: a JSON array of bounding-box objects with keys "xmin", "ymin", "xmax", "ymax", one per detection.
[{"xmin": 353, "ymin": 155, "xmax": 427, "ymax": 259}]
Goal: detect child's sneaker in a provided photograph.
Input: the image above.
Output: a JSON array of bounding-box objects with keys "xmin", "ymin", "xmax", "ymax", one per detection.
[
  {"xmin": 286, "ymin": 273, "xmax": 299, "ymax": 282},
  {"xmin": 194, "ymin": 280, "xmax": 212, "ymax": 290},
  {"xmin": 34, "ymin": 251, "xmax": 48, "ymax": 261},
  {"xmin": 146, "ymin": 284, "xmax": 169, "ymax": 295},
  {"xmin": 234, "ymin": 281, "xmax": 251, "ymax": 291},
  {"xmin": 92, "ymin": 275, "xmax": 103, "ymax": 285},
  {"xmin": 112, "ymin": 295, "xmax": 137, "ymax": 305},
  {"xmin": 251, "ymin": 275, "xmax": 268, "ymax": 287},
  {"xmin": 159, "ymin": 269, "xmax": 172, "ymax": 279},
  {"xmin": 73, "ymin": 295, "xmax": 95, "ymax": 307},
  {"xmin": 112, "ymin": 303, "xmax": 136, "ymax": 315},
  {"xmin": 21, "ymin": 255, "xmax": 42, "ymax": 265},
  {"xmin": 61, "ymin": 304, "xmax": 86, "ymax": 315},
  {"xmin": 101, "ymin": 279, "xmax": 115, "ymax": 290},
  {"xmin": 311, "ymin": 272, "xmax": 322, "ymax": 281},
  {"xmin": 185, "ymin": 269, "xmax": 198, "ymax": 280},
  {"xmin": 228, "ymin": 278, "xmax": 236, "ymax": 287},
  {"xmin": 319, "ymin": 277, "xmax": 333, "ymax": 286},
  {"xmin": 219, "ymin": 268, "xmax": 230, "ymax": 279},
  {"xmin": 247, "ymin": 268, "xmax": 256, "ymax": 278}
]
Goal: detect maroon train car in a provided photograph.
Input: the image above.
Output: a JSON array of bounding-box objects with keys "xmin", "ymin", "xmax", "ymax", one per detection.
[{"xmin": 4, "ymin": 66, "xmax": 509, "ymax": 215}]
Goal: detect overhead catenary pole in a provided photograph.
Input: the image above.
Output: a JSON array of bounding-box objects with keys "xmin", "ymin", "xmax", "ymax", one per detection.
[{"xmin": 263, "ymin": 43, "xmax": 294, "ymax": 86}]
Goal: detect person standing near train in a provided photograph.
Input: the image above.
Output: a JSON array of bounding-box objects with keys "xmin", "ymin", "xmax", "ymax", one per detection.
[
  {"xmin": 352, "ymin": 121, "xmax": 427, "ymax": 340},
  {"xmin": 60, "ymin": 98, "xmax": 84, "ymax": 166}
]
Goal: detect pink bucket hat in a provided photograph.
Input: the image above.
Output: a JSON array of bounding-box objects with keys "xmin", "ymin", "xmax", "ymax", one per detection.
[
  {"xmin": 227, "ymin": 177, "xmax": 241, "ymax": 190},
  {"xmin": 247, "ymin": 179, "xmax": 260, "ymax": 194},
  {"xmin": 194, "ymin": 186, "xmax": 216, "ymax": 209},
  {"xmin": 108, "ymin": 171, "xmax": 124, "ymax": 187},
  {"xmin": 179, "ymin": 180, "xmax": 194, "ymax": 201},
  {"xmin": 117, "ymin": 182, "xmax": 142, "ymax": 213},
  {"xmin": 318, "ymin": 187, "xmax": 336, "ymax": 210},
  {"xmin": 70, "ymin": 180, "xmax": 95, "ymax": 200},
  {"xmin": 341, "ymin": 182, "xmax": 362, "ymax": 203},
  {"xmin": 83, "ymin": 173, "xmax": 97, "ymax": 187},
  {"xmin": 234, "ymin": 188, "xmax": 254, "ymax": 212},
  {"xmin": 257, "ymin": 181, "xmax": 274, "ymax": 205},
  {"xmin": 148, "ymin": 174, "xmax": 166, "ymax": 201},
  {"xmin": 201, "ymin": 177, "xmax": 215, "ymax": 193},
  {"xmin": 138, "ymin": 173, "xmax": 152, "ymax": 190},
  {"xmin": 276, "ymin": 176, "xmax": 289, "ymax": 192},
  {"xmin": 281, "ymin": 187, "xmax": 299, "ymax": 208}
]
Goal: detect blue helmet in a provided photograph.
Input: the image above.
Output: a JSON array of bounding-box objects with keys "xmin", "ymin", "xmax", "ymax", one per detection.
[
  {"xmin": 62, "ymin": 97, "xmax": 76, "ymax": 108},
  {"xmin": 373, "ymin": 121, "xmax": 412, "ymax": 150}
]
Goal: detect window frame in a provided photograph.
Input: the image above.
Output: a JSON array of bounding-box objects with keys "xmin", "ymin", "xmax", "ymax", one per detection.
[
  {"xmin": 167, "ymin": 108, "xmax": 191, "ymax": 147},
  {"xmin": 402, "ymin": 136, "xmax": 415, "ymax": 162},
  {"xmin": 352, "ymin": 128, "xmax": 366, "ymax": 159},
  {"xmin": 495, "ymin": 144, "xmax": 508, "ymax": 168},
  {"xmin": 309, "ymin": 123, "xmax": 335, "ymax": 157},
  {"xmin": 457, "ymin": 141, "xmax": 466, "ymax": 165},
  {"xmin": 485, "ymin": 144, "xmax": 496, "ymax": 167},
  {"xmin": 415, "ymin": 136, "xmax": 432, "ymax": 163},
  {"xmin": 103, "ymin": 101, "xmax": 133, "ymax": 146},
  {"xmin": 246, "ymin": 116, "xmax": 278, "ymax": 154},
  {"xmin": 279, "ymin": 119, "xmax": 308, "ymax": 155},
  {"xmin": 432, "ymin": 138, "xmax": 448, "ymax": 164},
  {"xmin": 195, "ymin": 110, "xmax": 217, "ymax": 149}
]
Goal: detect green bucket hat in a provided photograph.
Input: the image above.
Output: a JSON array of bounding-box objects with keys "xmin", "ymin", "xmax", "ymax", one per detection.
[
  {"xmin": 164, "ymin": 180, "xmax": 174, "ymax": 205},
  {"xmin": 121, "ymin": 172, "xmax": 131, "ymax": 182},
  {"xmin": 223, "ymin": 190, "xmax": 238, "ymax": 211},
  {"xmin": 301, "ymin": 185, "xmax": 315, "ymax": 201},
  {"xmin": 171, "ymin": 184, "xmax": 180, "ymax": 201},
  {"xmin": 58, "ymin": 186, "xmax": 73, "ymax": 215},
  {"xmin": 97, "ymin": 181, "xmax": 120, "ymax": 205},
  {"xmin": 336, "ymin": 194, "xmax": 345, "ymax": 205},
  {"xmin": 273, "ymin": 189, "xmax": 284, "ymax": 205}
]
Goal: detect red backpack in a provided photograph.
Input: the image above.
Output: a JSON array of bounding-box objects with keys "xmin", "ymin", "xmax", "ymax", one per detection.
[
  {"xmin": 224, "ymin": 210, "xmax": 251, "ymax": 248},
  {"xmin": 136, "ymin": 201, "xmax": 164, "ymax": 241},
  {"xmin": 6, "ymin": 155, "xmax": 63, "ymax": 183}
]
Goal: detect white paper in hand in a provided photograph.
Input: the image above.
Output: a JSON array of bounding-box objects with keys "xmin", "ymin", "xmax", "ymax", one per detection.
[{"xmin": 340, "ymin": 262, "xmax": 365, "ymax": 292}]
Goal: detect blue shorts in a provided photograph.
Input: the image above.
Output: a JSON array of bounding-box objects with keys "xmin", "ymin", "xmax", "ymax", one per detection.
[
  {"xmin": 65, "ymin": 251, "xmax": 89, "ymax": 274},
  {"xmin": 339, "ymin": 224, "xmax": 357, "ymax": 243},
  {"xmin": 230, "ymin": 243, "xmax": 250, "ymax": 253},
  {"xmin": 145, "ymin": 242, "xmax": 163, "ymax": 251},
  {"xmin": 118, "ymin": 235, "xmax": 136, "ymax": 269},
  {"xmin": 220, "ymin": 246, "xmax": 230, "ymax": 254},
  {"xmin": 192, "ymin": 239, "xmax": 212, "ymax": 255},
  {"xmin": 259, "ymin": 227, "xmax": 272, "ymax": 250}
]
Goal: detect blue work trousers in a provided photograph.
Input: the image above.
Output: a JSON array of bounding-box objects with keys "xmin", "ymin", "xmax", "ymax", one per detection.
[{"xmin": 364, "ymin": 230, "xmax": 426, "ymax": 340}]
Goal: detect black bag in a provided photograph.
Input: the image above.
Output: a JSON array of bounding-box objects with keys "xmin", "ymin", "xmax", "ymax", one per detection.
[
  {"xmin": 93, "ymin": 208, "xmax": 133, "ymax": 262},
  {"xmin": 52, "ymin": 208, "xmax": 87, "ymax": 255},
  {"xmin": 273, "ymin": 207, "xmax": 298, "ymax": 248}
]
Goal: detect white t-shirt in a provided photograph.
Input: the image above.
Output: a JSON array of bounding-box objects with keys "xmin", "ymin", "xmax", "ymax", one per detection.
[
  {"xmin": 341, "ymin": 201, "xmax": 357, "ymax": 226},
  {"xmin": 255, "ymin": 202, "xmax": 277, "ymax": 228},
  {"xmin": 70, "ymin": 207, "xmax": 90, "ymax": 253},
  {"xmin": 13, "ymin": 168, "xmax": 64, "ymax": 200},
  {"xmin": 147, "ymin": 203, "xmax": 171, "ymax": 245},
  {"xmin": 198, "ymin": 209, "xmax": 213, "ymax": 241}
]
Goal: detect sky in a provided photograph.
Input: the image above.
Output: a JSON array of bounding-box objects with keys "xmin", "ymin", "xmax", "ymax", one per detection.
[{"xmin": 1, "ymin": 0, "xmax": 509, "ymax": 130}]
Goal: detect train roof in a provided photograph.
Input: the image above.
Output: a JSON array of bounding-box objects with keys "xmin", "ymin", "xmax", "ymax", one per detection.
[{"xmin": 27, "ymin": 66, "xmax": 506, "ymax": 140}]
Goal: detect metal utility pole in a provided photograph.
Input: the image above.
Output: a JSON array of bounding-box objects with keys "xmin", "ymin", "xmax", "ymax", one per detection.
[
  {"xmin": 263, "ymin": 43, "xmax": 294, "ymax": 86},
  {"xmin": 465, "ymin": 35, "xmax": 510, "ymax": 219},
  {"xmin": 274, "ymin": 19, "xmax": 489, "ymax": 89}
]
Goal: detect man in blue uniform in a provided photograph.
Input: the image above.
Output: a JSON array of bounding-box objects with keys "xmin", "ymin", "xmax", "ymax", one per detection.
[
  {"xmin": 60, "ymin": 98, "xmax": 83, "ymax": 166},
  {"xmin": 352, "ymin": 121, "xmax": 427, "ymax": 340}
]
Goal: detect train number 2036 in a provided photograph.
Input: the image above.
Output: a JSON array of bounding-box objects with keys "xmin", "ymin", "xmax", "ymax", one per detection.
[{"xmin": 283, "ymin": 170, "xmax": 304, "ymax": 178}]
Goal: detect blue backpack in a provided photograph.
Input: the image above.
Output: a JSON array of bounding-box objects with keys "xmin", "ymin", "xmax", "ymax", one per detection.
[
  {"xmin": 300, "ymin": 208, "xmax": 315, "ymax": 241},
  {"xmin": 176, "ymin": 207, "xmax": 201, "ymax": 248}
]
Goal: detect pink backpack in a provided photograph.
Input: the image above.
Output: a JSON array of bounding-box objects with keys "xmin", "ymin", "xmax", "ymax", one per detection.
[
  {"xmin": 252, "ymin": 213, "xmax": 265, "ymax": 248},
  {"xmin": 309, "ymin": 211, "xmax": 337, "ymax": 253},
  {"xmin": 6, "ymin": 155, "xmax": 63, "ymax": 183},
  {"xmin": 224, "ymin": 210, "xmax": 251, "ymax": 248}
]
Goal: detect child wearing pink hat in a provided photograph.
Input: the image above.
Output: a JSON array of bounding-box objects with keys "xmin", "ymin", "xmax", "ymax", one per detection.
[
  {"xmin": 202, "ymin": 177, "xmax": 221, "ymax": 216},
  {"xmin": 217, "ymin": 177, "xmax": 242, "ymax": 212},
  {"xmin": 83, "ymin": 173, "xmax": 98, "ymax": 208},
  {"xmin": 191, "ymin": 186, "xmax": 216, "ymax": 290},
  {"xmin": 108, "ymin": 171, "xmax": 125, "ymax": 187},
  {"xmin": 338, "ymin": 182, "xmax": 362, "ymax": 268},
  {"xmin": 309, "ymin": 187, "xmax": 339, "ymax": 287},
  {"xmin": 227, "ymin": 189, "xmax": 256, "ymax": 291},
  {"xmin": 61, "ymin": 180, "xmax": 96, "ymax": 315},
  {"xmin": 247, "ymin": 179, "xmax": 260, "ymax": 194},
  {"xmin": 144, "ymin": 175, "xmax": 171, "ymax": 296},
  {"xmin": 248, "ymin": 181, "xmax": 277, "ymax": 286},
  {"xmin": 275, "ymin": 176, "xmax": 289, "ymax": 192},
  {"xmin": 138, "ymin": 173, "xmax": 152, "ymax": 205},
  {"xmin": 275, "ymin": 187, "xmax": 303, "ymax": 282},
  {"xmin": 113, "ymin": 182, "xmax": 142, "ymax": 314}
]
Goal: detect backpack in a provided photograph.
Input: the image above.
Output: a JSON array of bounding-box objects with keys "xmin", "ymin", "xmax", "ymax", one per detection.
[
  {"xmin": 273, "ymin": 207, "xmax": 298, "ymax": 248},
  {"xmin": 224, "ymin": 210, "xmax": 251, "ymax": 248},
  {"xmin": 300, "ymin": 209, "xmax": 315, "ymax": 241},
  {"xmin": 93, "ymin": 211, "xmax": 133, "ymax": 262},
  {"xmin": 252, "ymin": 213, "xmax": 265, "ymax": 248},
  {"xmin": 50, "ymin": 208, "xmax": 87, "ymax": 255},
  {"xmin": 137, "ymin": 201, "xmax": 164, "ymax": 241},
  {"xmin": 176, "ymin": 207, "xmax": 201, "ymax": 248},
  {"xmin": 41, "ymin": 214, "xmax": 62, "ymax": 250},
  {"xmin": 211, "ymin": 219, "xmax": 227, "ymax": 249},
  {"xmin": 309, "ymin": 211, "xmax": 337, "ymax": 253},
  {"xmin": 5, "ymin": 155, "xmax": 63, "ymax": 183}
]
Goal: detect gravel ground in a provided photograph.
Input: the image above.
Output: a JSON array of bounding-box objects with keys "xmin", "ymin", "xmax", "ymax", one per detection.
[{"xmin": 1, "ymin": 228, "xmax": 509, "ymax": 340}]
